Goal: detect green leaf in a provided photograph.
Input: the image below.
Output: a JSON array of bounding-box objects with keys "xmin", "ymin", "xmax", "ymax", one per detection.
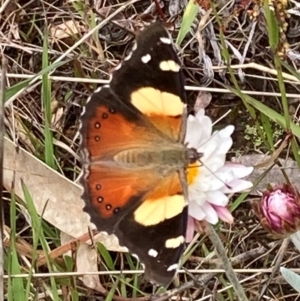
[
  {"xmin": 96, "ymin": 243, "xmax": 115, "ymax": 270},
  {"xmin": 263, "ymin": 0, "xmax": 279, "ymax": 50},
  {"xmin": 22, "ymin": 181, "xmax": 61, "ymax": 300},
  {"xmin": 233, "ymin": 93, "xmax": 300, "ymax": 139},
  {"xmin": 280, "ymin": 267, "xmax": 300, "ymax": 292},
  {"xmin": 42, "ymin": 29, "xmax": 55, "ymax": 168},
  {"xmin": 5, "ymin": 60, "xmax": 68, "ymax": 103},
  {"xmin": 176, "ymin": 0, "xmax": 198, "ymax": 45},
  {"xmin": 106, "ymin": 278, "xmax": 119, "ymax": 301},
  {"xmin": 8, "ymin": 191, "xmax": 25, "ymax": 301}
]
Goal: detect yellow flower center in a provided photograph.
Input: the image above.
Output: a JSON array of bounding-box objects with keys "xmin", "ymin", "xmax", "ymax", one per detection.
[{"xmin": 187, "ymin": 162, "xmax": 200, "ymax": 186}]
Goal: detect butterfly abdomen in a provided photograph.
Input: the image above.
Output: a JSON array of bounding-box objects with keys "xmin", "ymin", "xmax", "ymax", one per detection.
[{"xmin": 113, "ymin": 147, "xmax": 189, "ymax": 168}]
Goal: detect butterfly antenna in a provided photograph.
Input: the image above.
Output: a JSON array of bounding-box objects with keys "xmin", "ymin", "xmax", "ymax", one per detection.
[
  {"xmin": 199, "ymin": 159, "xmax": 232, "ymax": 190},
  {"xmin": 0, "ymin": 56, "xmax": 7, "ymax": 301},
  {"xmin": 187, "ymin": 161, "xmax": 232, "ymax": 190}
]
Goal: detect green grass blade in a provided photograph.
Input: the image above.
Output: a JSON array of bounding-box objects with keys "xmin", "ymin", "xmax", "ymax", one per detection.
[
  {"xmin": 96, "ymin": 243, "xmax": 115, "ymax": 270},
  {"xmin": 5, "ymin": 60, "xmax": 68, "ymax": 103},
  {"xmin": 263, "ymin": 0, "xmax": 279, "ymax": 51},
  {"xmin": 176, "ymin": 0, "xmax": 198, "ymax": 45},
  {"xmin": 22, "ymin": 181, "xmax": 61, "ymax": 300},
  {"xmin": 260, "ymin": 112, "xmax": 274, "ymax": 150},
  {"xmin": 42, "ymin": 29, "xmax": 55, "ymax": 168},
  {"xmin": 120, "ymin": 274, "xmax": 127, "ymax": 298},
  {"xmin": 105, "ymin": 278, "xmax": 119, "ymax": 301},
  {"xmin": 8, "ymin": 190, "xmax": 25, "ymax": 301},
  {"xmin": 223, "ymin": 88, "xmax": 300, "ymax": 139},
  {"xmin": 281, "ymin": 61, "xmax": 300, "ymax": 81}
]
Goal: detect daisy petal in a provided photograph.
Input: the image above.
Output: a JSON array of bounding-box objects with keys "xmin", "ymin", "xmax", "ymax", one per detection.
[
  {"xmin": 222, "ymin": 179, "xmax": 253, "ymax": 193},
  {"xmin": 202, "ymin": 202, "xmax": 219, "ymax": 224},
  {"xmin": 206, "ymin": 190, "xmax": 229, "ymax": 206},
  {"xmin": 188, "ymin": 201, "xmax": 206, "ymax": 220},
  {"xmin": 219, "ymin": 164, "xmax": 254, "ymax": 179},
  {"xmin": 186, "ymin": 216, "xmax": 195, "ymax": 243},
  {"xmin": 185, "ymin": 109, "xmax": 253, "ymax": 241},
  {"xmin": 213, "ymin": 205, "xmax": 234, "ymax": 223}
]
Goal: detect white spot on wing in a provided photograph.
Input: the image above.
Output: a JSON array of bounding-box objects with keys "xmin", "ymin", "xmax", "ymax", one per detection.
[
  {"xmin": 159, "ymin": 60, "xmax": 180, "ymax": 72},
  {"xmin": 160, "ymin": 37, "xmax": 172, "ymax": 44},
  {"xmin": 141, "ymin": 54, "xmax": 151, "ymax": 63},
  {"xmin": 167, "ymin": 263, "xmax": 179, "ymax": 272},
  {"xmin": 165, "ymin": 236, "xmax": 185, "ymax": 249},
  {"xmin": 148, "ymin": 249, "xmax": 158, "ymax": 258}
]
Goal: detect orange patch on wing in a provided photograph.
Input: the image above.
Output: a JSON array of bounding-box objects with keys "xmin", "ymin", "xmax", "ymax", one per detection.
[
  {"xmin": 146, "ymin": 171, "xmax": 182, "ymax": 200},
  {"xmin": 86, "ymin": 163, "xmax": 184, "ymax": 222},
  {"xmin": 86, "ymin": 164, "xmax": 155, "ymax": 219},
  {"xmin": 85, "ymin": 105, "xmax": 167, "ymax": 161},
  {"xmin": 147, "ymin": 114, "xmax": 182, "ymax": 141}
]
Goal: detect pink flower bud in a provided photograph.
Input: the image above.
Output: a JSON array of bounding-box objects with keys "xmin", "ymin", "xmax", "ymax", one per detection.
[{"xmin": 252, "ymin": 184, "xmax": 300, "ymax": 238}]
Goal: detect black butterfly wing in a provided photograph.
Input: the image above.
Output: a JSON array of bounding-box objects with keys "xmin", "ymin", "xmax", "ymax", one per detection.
[{"xmin": 81, "ymin": 22, "xmax": 188, "ymax": 286}]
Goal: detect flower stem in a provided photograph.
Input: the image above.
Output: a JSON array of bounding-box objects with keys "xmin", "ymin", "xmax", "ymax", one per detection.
[{"xmin": 207, "ymin": 224, "xmax": 249, "ymax": 301}]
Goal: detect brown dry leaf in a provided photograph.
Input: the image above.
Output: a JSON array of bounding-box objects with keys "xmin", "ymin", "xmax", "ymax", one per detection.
[
  {"xmin": 193, "ymin": 91, "xmax": 212, "ymax": 112},
  {"xmin": 76, "ymin": 242, "xmax": 101, "ymax": 290},
  {"xmin": 60, "ymin": 232, "xmax": 101, "ymax": 290},
  {"xmin": 49, "ymin": 20, "xmax": 84, "ymax": 41},
  {"xmin": 3, "ymin": 137, "xmax": 127, "ymax": 252},
  {"xmin": 51, "ymin": 106, "xmax": 64, "ymax": 130},
  {"xmin": 61, "ymin": 232, "xmax": 127, "ymax": 290}
]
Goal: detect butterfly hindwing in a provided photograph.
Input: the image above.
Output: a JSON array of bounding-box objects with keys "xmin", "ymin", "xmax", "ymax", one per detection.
[
  {"xmin": 80, "ymin": 22, "xmax": 189, "ymax": 286},
  {"xmin": 117, "ymin": 206, "xmax": 188, "ymax": 286}
]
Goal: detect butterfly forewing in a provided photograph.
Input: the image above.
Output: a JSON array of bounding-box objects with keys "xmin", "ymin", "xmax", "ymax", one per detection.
[
  {"xmin": 110, "ymin": 22, "xmax": 186, "ymax": 142},
  {"xmin": 80, "ymin": 22, "xmax": 189, "ymax": 286}
]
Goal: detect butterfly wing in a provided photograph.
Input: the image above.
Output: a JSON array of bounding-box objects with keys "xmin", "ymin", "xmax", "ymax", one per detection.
[
  {"xmin": 80, "ymin": 22, "xmax": 188, "ymax": 286},
  {"xmin": 110, "ymin": 22, "xmax": 187, "ymax": 142}
]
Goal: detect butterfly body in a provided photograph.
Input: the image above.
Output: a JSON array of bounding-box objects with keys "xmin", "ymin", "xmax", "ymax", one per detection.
[
  {"xmin": 80, "ymin": 22, "xmax": 199, "ymax": 286},
  {"xmin": 114, "ymin": 145, "xmax": 189, "ymax": 167}
]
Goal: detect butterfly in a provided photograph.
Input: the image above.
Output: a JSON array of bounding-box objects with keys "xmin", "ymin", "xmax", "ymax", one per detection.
[{"xmin": 79, "ymin": 22, "xmax": 201, "ymax": 286}]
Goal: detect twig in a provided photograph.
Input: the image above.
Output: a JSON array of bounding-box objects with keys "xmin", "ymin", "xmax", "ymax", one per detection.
[
  {"xmin": 207, "ymin": 224, "xmax": 249, "ymax": 301},
  {"xmin": 4, "ymin": 73, "xmax": 300, "ymax": 98},
  {"xmin": 256, "ymin": 238, "xmax": 290, "ymax": 301},
  {"xmin": 0, "ymin": 56, "xmax": 7, "ymax": 301},
  {"xmin": 4, "ymin": 0, "xmax": 141, "ymax": 106}
]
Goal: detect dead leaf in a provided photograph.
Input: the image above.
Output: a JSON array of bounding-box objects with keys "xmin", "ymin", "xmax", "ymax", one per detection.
[
  {"xmin": 49, "ymin": 20, "xmax": 84, "ymax": 41},
  {"xmin": 3, "ymin": 137, "xmax": 127, "ymax": 252},
  {"xmin": 193, "ymin": 91, "xmax": 212, "ymax": 112}
]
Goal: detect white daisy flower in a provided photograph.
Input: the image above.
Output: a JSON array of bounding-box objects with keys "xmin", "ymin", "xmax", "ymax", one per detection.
[{"xmin": 185, "ymin": 109, "xmax": 253, "ymax": 242}]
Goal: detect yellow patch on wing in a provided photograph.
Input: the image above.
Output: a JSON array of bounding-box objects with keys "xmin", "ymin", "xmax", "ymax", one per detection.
[
  {"xmin": 165, "ymin": 236, "xmax": 185, "ymax": 248},
  {"xmin": 134, "ymin": 195, "xmax": 187, "ymax": 226},
  {"xmin": 159, "ymin": 60, "xmax": 180, "ymax": 72},
  {"xmin": 131, "ymin": 87, "xmax": 184, "ymax": 116}
]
